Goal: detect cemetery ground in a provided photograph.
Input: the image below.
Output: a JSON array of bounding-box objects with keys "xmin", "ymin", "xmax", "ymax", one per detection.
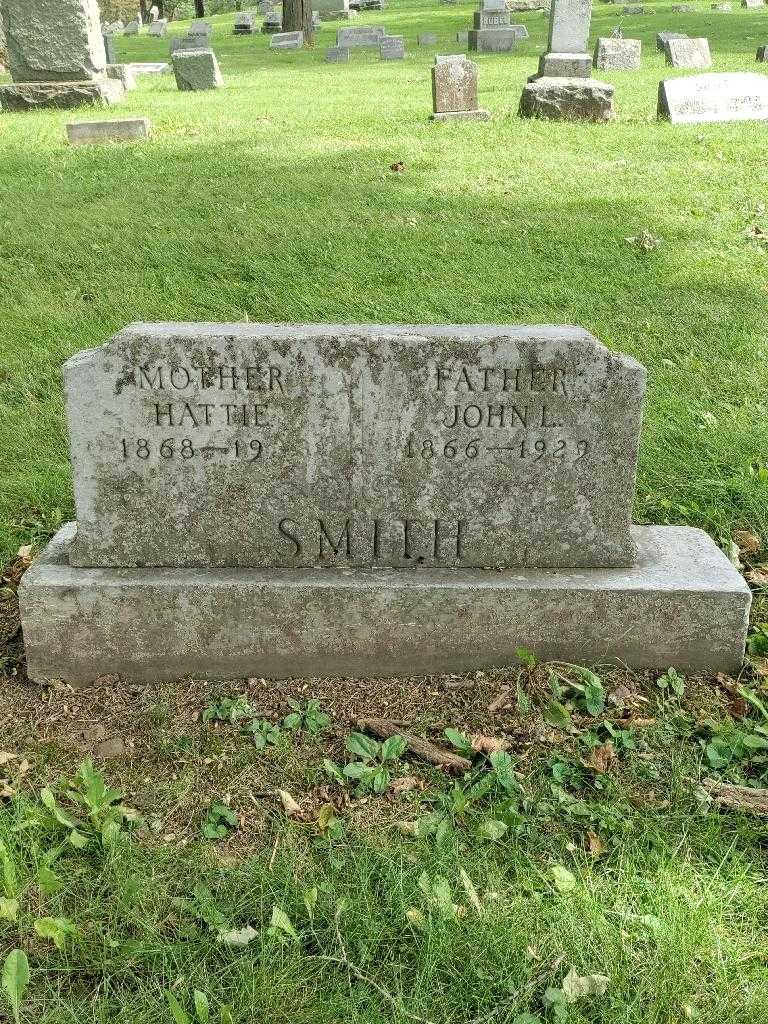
[{"xmin": 2, "ymin": 0, "xmax": 768, "ymax": 1020}]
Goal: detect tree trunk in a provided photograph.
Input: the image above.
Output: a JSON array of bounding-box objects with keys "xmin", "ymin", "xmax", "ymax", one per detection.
[
  {"xmin": 194, "ymin": 0, "xmax": 205, "ymax": 16},
  {"xmin": 139, "ymin": 0, "xmax": 148, "ymax": 23},
  {"xmin": 282, "ymin": 0, "xmax": 313, "ymax": 41}
]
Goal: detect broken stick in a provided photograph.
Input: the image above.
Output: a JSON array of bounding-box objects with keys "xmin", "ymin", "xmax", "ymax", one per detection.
[
  {"xmin": 355, "ymin": 717, "xmax": 472, "ymax": 772},
  {"xmin": 703, "ymin": 778, "xmax": 768, "ymax": 816}
]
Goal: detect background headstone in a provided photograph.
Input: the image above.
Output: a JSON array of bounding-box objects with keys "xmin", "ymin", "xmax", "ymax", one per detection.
[
  {"xmin": 656, "ymin": 31, "xmax": 687, "ymax": 51},
  {"xmin": 431, "ymin": 55, "xmax": 490, "ymax": 120},
  {"xmin": 337, "ymin": 25, "xmax": 386, "ymax": 46},
  {"xmin": 171, "ymin": 48, "xmax": 223, "ymax": 90},
  {"xmin": 270, "ymin": 30, "xmax": 303, "ymax": 48},
  {"xmin": 665, "ymin": 36, "xmax": 711, "ymax": 68},
  {"xmin": 418, "ymin": 32, "xmax": 438, "ymax": 44},
  {"xmin": 325, "ymin": 44, "xmax": 350, "ymax": 60},
  {"xmin": 66, "ymin": 116, "xmax": 150, "ymax": 145},
  {"xmin": 380, "ymin": 34, "xmax": 405, "ymax": 58},
  {"xmin": 593, "ymin": 36, "xmax": 641, "ymax": 69},
  {"xmin": 658, "ymin": 70, "xmax": 768, "ymax": 122}
]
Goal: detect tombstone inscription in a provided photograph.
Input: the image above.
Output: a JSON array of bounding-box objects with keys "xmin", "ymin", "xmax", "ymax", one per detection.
[
  {"xmin": 658, "ymin": 70, "xmax": 768, "ymax": 122},
  {"xmin": 19, "ymin": 322, "xmax": 751, "ymax": 683}
]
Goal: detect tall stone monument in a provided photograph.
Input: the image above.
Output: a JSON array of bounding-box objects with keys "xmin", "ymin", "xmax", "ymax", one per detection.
[
  {"xmin": 468, "ymin": 0, "xmax": 516, "ymax": 52},
  {"xmin": 0, "ymin": 0, "xmax": 124, "ymax": 111},
  {"xmin": 519, "ymin": 0, "xmax": 614, "ymax": 120},
  {"xmin": 19, "ymin": 323, "xmax": 750, "ymax": 684}
]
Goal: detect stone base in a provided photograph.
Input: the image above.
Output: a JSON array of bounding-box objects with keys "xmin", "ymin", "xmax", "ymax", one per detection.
[
  {"xmin": 0, "ymin": 78, "xmax": 124, "ymax": 112},
  {"xmin": 467, "ymin": 28, "xmax": 517, "ymax": 52},
  {"xmin": 519, "ymin": 76, "xmax": 614, "ymax": 121},
  {"xmin": 431, "ymin": 108, "xmax": 492, "ymax": 121},
  {"xmin": 19, "ymin": 525, "xmax": 750, "ymax": 685},
  {"xmin": 535, "ymin": 51, "xmax": 592, "ymax": 78}
]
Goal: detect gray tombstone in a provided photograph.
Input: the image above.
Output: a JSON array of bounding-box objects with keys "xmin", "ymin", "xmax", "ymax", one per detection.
[
  {"xmin": 757, "ymin": 44, "xmax": 768, "ymax": 61},
  {"xmin": 270, "ymin": 30, "xmax": 303, "ymax": 48},
  {"xmin": 656, "ymin": 31, "xmax": 687, "ymax": 52},
  {"xmin": 234, "ymin": 12, "xmax": 257, "ymax": 32},
  {"xmin": 418, "ymin": 32, "xmax": 439, "ymax": 45},
  {"xmin": 337, "ymin": 25, "xmax": 386, "ymax": 46},
  {"xmin": 149, "ymin": 18, "xmax": 167, "ymax": 36},
  {"xmin": 380, "ymin": 35, "xmax": 405, "ymax": 58},
  {"xmin": 658, "ymin": 70, "xmax": 768, "ymax": 122},
  {"xmin": 0, "ymin": 0, "xmax": 125, "ymax": 110},
  {"xmin": 665, "ymin": 36, "xmax": 711, "ymax": 68},
  {"xmin": 456, "ymin": 30, "xmax": 469, "ymax": 43},
  {"xmin": 103, "ymin": 32, "xmax": 117, "ymax": 64},
  {"xmin": 18, "ymin": 322, "xmax": 750, "ymax": 684},
  {"xmin": 171, "ymin": 47, "xmax": 223, "ymax": 90},
  {"xmin": 743, "ymin": 0, "xmax": 765, "ymax": 8},
  {"xmin": 468, "ymin": 0, "xmax": 516, "ymax": 52},
  {"xmin": 262, "ymin": 12, "xmax": 282, "ymax": 31},
  {"xmin": 593, "ymin": 36, "xmax": 641, "ymax": 69},
  {"xmin": 124, "ymin": 19, "xmax": 140, "ymax": 35},
  {"xmin": 431, "ymin": 54, "xmax": 490, "ymax": 120},
  {"xmin": 325, "ymin": 45, "xmax": 350, "ymax": 60}
]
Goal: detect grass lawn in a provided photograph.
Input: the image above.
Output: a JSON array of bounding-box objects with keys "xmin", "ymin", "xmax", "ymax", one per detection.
[
  {"xmin": 2, "ymin": 2, "xmax": 768, "ymax": 1021},
  {"xmin": 1, "ymin": 0, "xmax": 768, "ymax": 558}
]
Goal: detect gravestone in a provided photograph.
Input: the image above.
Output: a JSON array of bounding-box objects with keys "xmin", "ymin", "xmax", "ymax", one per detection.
[
  {"xmin": 711, "ymin": 3, "xmax": 732, "ymax": 9},
  {"xmin": 0, "ymin": 0, "xmax": 124, "ymax": 111},
  {"xmin": 103, "ymin": 32, "xmax": 117, "ymax": 63},
  {"xmin": 172, "ymin": 48, "xmax": 223, "ymax": 90},
  {"xmin": 66, "ymin": 116, "xmax": 150, "ymax": 144},
  {"xmin": 757, "ymin": 44, "xmax": 768, "ymax": 60},
  {"xmin": 270, "ymin": 30, "xmax": 303, "ymax": 48},
  {"xmin": 315, "ymin": 0, "xmax": 351, "ymax": 18},
  {"xmin": 468, "ymin": 0, "xmax": 517, "ymax": 52},
  {"xmin": 360, "ymin": 0, "xmax": 385, "ymax": 9},
  {"xmin": 106, "ymin": 63, "xmax": 137, "ymax": 90},
  {"xmin": 312, "ymin": 11, "xmax": 322, "ymax": 28},
  {"xmin": 262, "ymin": 13, "xmax": 282, "ymax": 32},
  {"xmin": 658, "ymin": 70, "xmax": 768, "ymax": 122},
  {"xmin": 743, "ymin": 0, "xmax": 765, "ymax": 8},
  {"xmin": 325, "ymin": 45, "xmax": 350, "ymax": 60},
  {"xmin": 234, "ymin": 12, "xmax": 257, "ymax": 32},
  {"xmin": 418, "ymin": 32, "xmax": 439, "ymax": 45},
  {"xmin": 520, "ymin": 0, "xmax": 614, "ymax": 119},
  {"xmin": 431, "ymin": 55, "xmax": 490, "ymax": 120},
  {"xmin": 457, "ymin": 30, "xmax": 469, "ymax": 43},
  {"xmin": 19, "ymin": 322, "xmax": 750, "ymax": 684},
  {"xmin": 149, "ymin": 18, "xmax": 167, "ymax": 37},
  {"xmin": 511, "ymin": 25, "xmax": 530, "ymax": 38},
  {"xmin": 337, "ymin": 25, "xmax": 386, "ymax": 46},
  {"xmin": 593, "ymin": 36, "xmax": 641, "ymax": 69},
  {"xmin": 656, "ymin": 31, "xmax": 686, "ymax": 51},
  {"xmin": 128, "ymin": 61, "xmax": 169, "ymax": 74},
  {"xmin": 665, "ymin": 36, "xmax": 711, "ymax": 68},
  {"xmin": 124, "ymin": 19, "xmax": 140, "ymax": 35},
  {"xmin": 380, "ymin": 35, "xmax": 405, "ymax": 58}
]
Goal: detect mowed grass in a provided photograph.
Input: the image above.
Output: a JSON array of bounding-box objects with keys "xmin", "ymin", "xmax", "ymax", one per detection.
[{"xmin": 2, "ymin": 0, "xmax": 768, "ymax": 557}]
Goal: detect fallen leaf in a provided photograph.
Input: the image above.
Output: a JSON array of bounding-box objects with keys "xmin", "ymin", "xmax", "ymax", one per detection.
[
  {"xmin": 582, "ymin": 742, "xmax": 615, "ymax": 774},
  {"xmin": 389, "ymin": 161, "xmax": 406, "ymax": 172},
  {"xmin": 734, "ymin": 530, "xmax": 762, "ymax": 555},
  {"xmin": 217, "ymin": 925, "xmax": 259, "ymax": 947},
  {"xmin": 751, "ymin": 657, "xmax": 768, "ymax": 679},
  {"xmin": 470, "ymin": 734, "xmax": 511, "ymax": 754},
  {"xmin": 0, "ymin": 753, "xmax": 16, "ymax": 767},
  {"xmin": 747, "ymin": 567, "xmax": 768, "ymax": 588},
  {"xmin": 561, "ymin": 966, "xmax": 610, "ymax": 1002},
  {"xmin": 390, "ymin": 776, "xmax": 420, "ymax": 794},
  {"xmin": 16, "ymin": 545, "xmax": 32, "ymax": 561},
  {"xmin": 277, "ymin": 790, "xmax": 303, "ymax": 817},
  {"xmin": 586, "ymin": 831, "xmax": 606, "ymax": 857}
]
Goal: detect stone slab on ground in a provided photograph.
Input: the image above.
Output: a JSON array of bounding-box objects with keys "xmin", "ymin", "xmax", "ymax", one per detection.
[
  {"xmin": 326, "ymin": 45, "xmax": 350, "ymax": 61},
  {"xmin": 0, "ymin": 77, "xmax": 123, "ymax": 111},
  {"xmin": 658, "ymin": 70, "xmax": 768, "ymax": 122},
  {"xmin": 128, "ymin": 62, "xmax": 170, "ymax": 75},
  {"xmin": 19, "ymin": 524, "xmax": 751, "ymax": 684},
  {"xmin": 63, "ymin": 323, "xmax": 644, "ymax": 571},
  {"xmin": 66, "ymin": 116, "xmax": 150, "ymax": 144},
  {"xmin": 519, "ymin": 76, "xmax": 614, "ymax": 120},
  {"xmin": 105, "ymin": 63, "xmax": 137, "ymax": 90},
  {"xmin": 593, "ymin": 37, "xmax": 641, "ymax": 70},
  {"xmin": 171, "ymin": 48, "xmax": 223, "ymax": 90},
  {"xmin": 337, "ymin": 25, "xmax": 386, "ymax": 46},
  {"xmin": 431, "ymin": 108, "xmax": 491, "ymax": 120},
  {"xmin": 537, "ymin": 51, "xmax": 591, "ymax": 76},
  {"xmin": 270, "ymin": 31, "xmax": 304, "ymax": 48},
  {"xmin": 468, "ymin": 28, "xmax": 517, "ymax": 51}
]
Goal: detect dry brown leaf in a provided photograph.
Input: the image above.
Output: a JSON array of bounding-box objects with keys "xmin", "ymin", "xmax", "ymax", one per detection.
[
  {"xmin": 747, "ymin": 567, "xmax": 768, "ymax": 588},
  {"xmin": 389, "ymin": 161, "xmax": 406, "ymax": 172},
  {"xmin": 751, "ymin": 657, "xmax": 768, "ymax": 679},
  {"xmin": 470, "ymin": 734, "xmax": 511, "ymax": 754},
  {"xmin": 734, "ymin": 530, "xmax": 762, "ymax": 555},
  {"xmin": 583, "ymin": 742, "xmax": 615, "ymax": 773},
  {"xmin": 586, "ymin": 830, "xmax": 606, "ymax": 857},
  {"xmin": 16, "ymin": 545, "xmax": 33, "ymax": 562},
  {"xmin": 390, "ymin": 776, "xmax": 421, "ymax": 794},
  {"xmin": 0, "ymin": 753, "xmax": 16, "ymax": 767},
  {"xmin": 277, "ymin": 789, "xmax": 303, "ymax": 817}
]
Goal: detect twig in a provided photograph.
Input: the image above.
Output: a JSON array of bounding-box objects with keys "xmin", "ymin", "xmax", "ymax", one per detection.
[
  {"xmin": 355, "ymin": 717, "xmax": 471, "ymax": 772},
  {"xmin": 703, "ymin": 778, "xmax": 768, "ymax": 816},
  {"xmin": 268, "ymin": 833, "xmax": 279, "ymax": 870}
]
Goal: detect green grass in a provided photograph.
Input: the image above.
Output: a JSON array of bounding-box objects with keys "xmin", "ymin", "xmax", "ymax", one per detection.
[
  {"xmin": 2, "ymin": 670, "xmax": 768, "ymax": 1024},
  {"xmin": 2, "ymin": 0, "xmax": 768, "ymax": 558}
]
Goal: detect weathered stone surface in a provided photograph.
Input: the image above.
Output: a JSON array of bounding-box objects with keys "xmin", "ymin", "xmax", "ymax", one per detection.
[
  {"xmin": 66, "ymin": 116, "xmax": 150, "ymax": 144},
  {"xmin": 757, "ymin": 44, "xmax": 768, "ymax": 61},
  {"xmin": 658, "ymin": 71, "xmax": 768, "ymax": 123},
  {"xmin": 128, "ymin": 61, "xmax": 169, "ymax": 74},
  {"xmin": 103, "ymin": 32, "xmax": 117, "ymax": 64},
  {"xmin": 379, "ymin": 34, "xmax": 405, "ymax": 58},
  {"xmin": 261, "ymin": 13, "xmax": 282, "ymax": 31},
  {"xmin": 325, "ymin": 45, "xmax": 350, "ymax": 61},
  {"xmin": 20, "ymin": 523, "xmax": 751, "ymax": 684},
  {"xmin": 711, "ymin": 3, "xmax": 732, "ymax": 9},
  {"xmin": 418, "ymin": 32, "xmax": 438, "ymax": 44},
  {"xmin": 105, "ymin": 63, "xmax": 137, "ymax": 90},
  {"xmin": 1, "ymin": 0, "xmax": 106, "ymax": 83},
  {"xmin": 743, "ymin": 0, "xmax": 765, "ymax": 8},
  {"xmin": 511, "ymin": 24, "xmax": 530, "ymax": 37},
  {"xmin": 473, "ymin": 8, "xmax": 511, "ymax": 28},
  {"xmin": 432, "ymin": 55, "xmax": 481, "ymax": 113},
  {"xmin": 172, "ymin": 48, "xmax": 223, "ymax": 90},
  {"xmin": 337, "ymin": 25, "xmax": 386, "ymax": 46},
  {"xmin": 547, "ymin": 0, "xmax": 591, "ymax": 53},
  {"xmin": 519, "ymin": 76, "xmax": 614, "ymax": 120},
  {"xmin": 665, "ymin": 36, "xmax": 711, "ymax": 68},
  {"xmin": 0, "ymin": 77, "xmax": 123, "ymax": 110},
  {"xmin": 315, "ymin": 0, "xmax": 350, "ymax": 15},
  {"xmin": 432, "ymin": 107, "xmax": 491, "ymax": 120},
  {"xmin": 537, "ymin": 51, "xmax": 591, "ymax": 76},
  {"xmin": 622, "ymin": 5, "xmax": 643, "ymax": 12},
  {"xmin": 149, "ymin": 18, "xmax": 167, "ymax": 36},
  {"xmin": 656, "ymin": 30, "xmax": 686, "ymax": 52},
  {"xmin": 468, "ymin": 27, "xmax": 516, "ymax": 50},
  {"xmin": 456, "ymin": 29, "xmax": 469, "ymax": 43},
  {"xmin": 270, "ymin": 30, "xmax": 303, "ymax": 48},
  {"xmin": 234, "ymin": 13, "xmax": 256, "ymax": 32},
  {"xmin": 124, "ymin": 19, "xmax": 140, "ymax": 35},
  {"xmin": 64, "ymin": 323, "xmax": 643, "ymax": 571},
  {"xmin": 593, "ymin": 36, "xmax": 641, "ymax": 70}
]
